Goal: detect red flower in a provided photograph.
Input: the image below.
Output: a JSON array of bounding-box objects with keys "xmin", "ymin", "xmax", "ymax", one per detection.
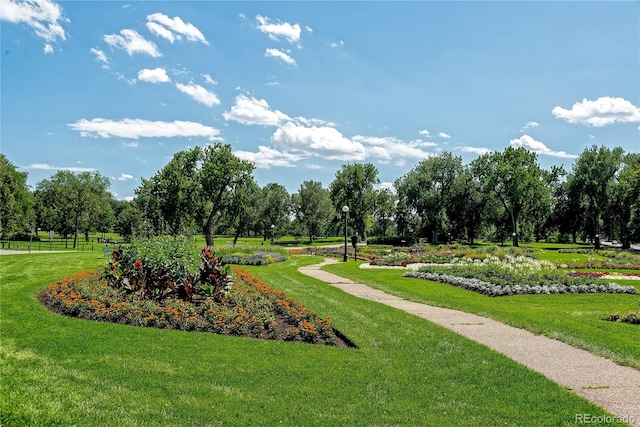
[
  {"xmin": 134, "ymin": 260, "xmax": 143, "ymax": 268},
  {"xmin": 111, "ymin": 263, "xmax": 117, "ymax": 270}
]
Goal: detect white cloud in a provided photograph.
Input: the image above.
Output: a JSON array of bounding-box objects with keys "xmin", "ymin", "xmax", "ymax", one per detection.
[
  {"xmin": 329, "ymin": 40, "xmax": 345, "ymax": 48},
  {"xmin": 256, "ymin": 15, "xmax": 301, "ymax": 44},
  {"xmin": 138, "ymin": 67, "xmax": 170, "ymax": 83},
  {"xmin": 234, "ymin": 146, "xmax": 304, "ymax": 169},
  {"xmin": 20, "ymin": 163, "xmax": 95, "ymax": 172},
  {"xmin": 438, "ymin": 132, "xmax": 451, "ymax": 138},
  {"xmin": 146, "ymin": 12, "xmax": 208, "ymax": 45},
  {"xmin": 552, "ymin": 97, "xmax": 640, "ymax": 127},
  {"xmin": 272, "ymin": 122, "xmax": 366, "ymax": 161},
  {"xmin": 457, "ymin": 146, "xmax": 492, "ymax": 156},
  {"xmin": 295, "ymin": 116, "xmax": 336, "ymax": 127},
  {"xmin": 124, "ymin": 196, "xmax": 135, "ymax": 202},
  {"xmin": 90, "ymin": 47, "xmax": 109, "ymax": 63},
  {"xmin": 175, "ymin": 82, "xmax": 220, "ymax": 107},
  {"xmin": 203, "ymin": 73, "xmax": 217, "ymax": 85},
  {"xmin": 509, "ymin": 134, "xmax": 577, "ymax": 159},
  {"xmin": 265, "ymin": 48, "xmax": 296, "ymax": 65},
  {"xmin": 223, "ymin": 94, "xmax": 291, "ymax": 126},
  {"xmin": 117, "ymin": 173, "xmax": 134, "ymax": 181},
  {"xmin": 520, "ymin": 121, "xmax": 539, "ymax": 132},
  {"xmin": 43, "ymin": 43, "xmax": 53, "ymax": 54},
  {"xmin": 304, "ymin": 163, "xmax": 322, "ymax": 170},
  {"xmin": 68, "ymin": 118, "xmax": 222, "ymax": 141},
  {"xmin": 122, "ymin": 141, "xmax": 139, "ymax": 148},
  {"xmin": 0, "ymin": 0, "xmax": 68, "ymax": 45},
  {"xmin": 305, "ymin": 25, "xmax": 313, "ymax": 33},
  {"xmin": 104, "ymin": 29, "xmax": 161, "ymax": 57},
  {"xmin": 352, "ymin": 135, "xmax": 435, "ymax": 161},
  {"xmin": 419, "ymin": 129, "xmax": 430, "ymax": 136}
]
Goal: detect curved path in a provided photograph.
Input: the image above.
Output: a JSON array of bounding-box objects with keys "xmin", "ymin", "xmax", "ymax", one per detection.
[{"xmin": 299, "ymin": 258, "xmax": 640, "ymax": 426}]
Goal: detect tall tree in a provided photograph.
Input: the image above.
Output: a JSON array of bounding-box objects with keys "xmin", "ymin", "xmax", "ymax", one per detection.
[
  {"xmin": 224, "ymin": 177, "xmax": 261, "ymax": 245},
  {"xmin": 258, "ymin": 183, "xmax": 291, "ymax": 241},
  {"xmin": 294, "ymin": 180, "xmax": 333, "ymax": 243},
  {"xmin": 200, "ymin": 144, "xmax": 255, "ymax": 246},
  {"xmin": 470, "ymin": 146, "xmax": 549, "ymax": 246},
  {"xmin": 568, "ymin": 145, "xmax": 624, "ymax": 249},
  {"xmin": 395, "ymin": 152, "xmax": 463, "ymax": 243},
  {"xmin": 0, "ymin": 154, "xmax": 33, "ymax": 238},
  {"xmin": 372, "ymin": 188, "xmax": 396, "ymax": 237},
  {"xmin": 448, "ymin": 167, "xmax": 487, "ymax": 244},
  {"xmin": 608, "ymin": 152, "xmax": 639, "ymax": 249},
  {"xmin": 329, "ymin": 163, "xmax": 380, "ymax": 241},
  {"xmin": 114, "ymin": 201, "xmax": 144, "ymax": 243},
  {"xmin": 135, "ymin": 144, "xmax": 254, "ymax": 246},
  {"xmin": 35, "ymin": 171, "xmax": 112, "ymax": 248}
]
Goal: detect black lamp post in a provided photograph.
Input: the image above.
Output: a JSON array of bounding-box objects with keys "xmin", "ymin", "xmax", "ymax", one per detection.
[
  {"xmin": 342, "ymin": 205, "xmax": 349, "ymax": 262},
  {"xmin": 271, "ymin": 224, "xmax": 275, "ymax": 245}
]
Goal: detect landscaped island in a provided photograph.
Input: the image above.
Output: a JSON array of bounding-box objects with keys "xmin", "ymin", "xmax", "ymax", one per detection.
[{"xmin": 39, "ymin": 237, "xmax": 354, "ymax": 347}]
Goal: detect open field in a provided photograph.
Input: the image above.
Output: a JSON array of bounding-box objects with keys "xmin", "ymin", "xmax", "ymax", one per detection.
[{"xmin": 0, "ymin": 251, "xmax": 626, "ymax": 426}]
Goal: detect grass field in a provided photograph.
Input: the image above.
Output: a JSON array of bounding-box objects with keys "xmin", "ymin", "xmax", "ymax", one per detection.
[
  {"xmin": 324, "ymin": 261, "xmax": 640, "ymax": 370},
  {"xmin": 0, "ymin": 251, "xmax": 627, "ymax": 426}
]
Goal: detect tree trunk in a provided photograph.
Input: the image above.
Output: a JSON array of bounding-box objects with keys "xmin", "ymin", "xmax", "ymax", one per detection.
[
  {"xmin": 73, "ymin": 214, "xmax": 79, "ymax": 249},
  {"xmin": 621, "ymin": 208, "xmax": 630, "ymax": 249},
  {"xmin": 593, "ymin": 213, "xmax": 600, "ymax": 250}
]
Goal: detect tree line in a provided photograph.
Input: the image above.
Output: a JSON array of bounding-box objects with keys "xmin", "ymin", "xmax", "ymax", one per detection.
[{"xmin": 1, "ymin": 144, "xmax": 638, "ymax": 249}]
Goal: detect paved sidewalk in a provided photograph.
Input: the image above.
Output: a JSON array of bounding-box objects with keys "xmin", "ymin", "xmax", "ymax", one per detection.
[{"xmin": 299, "ymin": 258, "xmax": 640, "ymax": 425}]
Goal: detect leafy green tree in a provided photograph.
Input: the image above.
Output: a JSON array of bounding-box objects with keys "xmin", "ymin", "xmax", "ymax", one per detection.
[
  {"xmin": 223, "ymin": 176, "xmax": 261, "ymax": 245},
  {"xmin": 547, "ymin": 173, "xmax": 585, "ymax": 243},
  {"xmin": 200, "ymin": 145, "xmax": 255, "ymax": 246},
  {"xmin": 135, "ymin": 144, "xmax": 254, "ymax": 246},
  {"xmin": 0, "ymin": 154, "xmax": 34, "ymax": 238},
  {"xmin": 568, "ymin": 145, "xmax": 624, "ymax": 249},
  {"xmin": 114, "ymin": 201, "xmax": 144, "ymax": 242},
  {"xmin": 372, "ymin": 188, "xmax": 396, "ymax": 237},
  {"xmin": 470, "ymin": 147, "xmax": 549, "ymax": 246},
  {"xmin": 608, "ymin": 152, "xmax": 639, "ymax": 248},
  {"xmin": 395, "ymin": 152, "xmax": 463, "ymax": 243},
  {"xmin": 293, "ymin": 180, "xmax": 334, "ymax": 243},
  {"xmin": 329, "ymin": 163, "xmax": 380, "ymax": 241},
  {"xmin": 35, "ymin": 171, "xmax": 112, "ymax": 248},
  {"xmin": 258, "ymin": 183, "xmax": 291, "ymax": 241},
  {"xmin": 448, "ymin": 167, "xmax": 487, "ymax": 244}
]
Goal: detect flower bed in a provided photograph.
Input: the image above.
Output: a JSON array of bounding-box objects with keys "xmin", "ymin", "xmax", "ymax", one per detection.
[
  {"xmin": 39, "ymin": 268, "xmax": 353, "ymax": 346},
  {"xmin": 404, "ymin": 255, "xmax": 638, "ymax": 297},
  {"xmin": 404, "ymin": 271, "xmax": 638, "ymax": 297},
  {"xmin": 219, "ymin": 251, "xmax": 287, "ymax": 266}
]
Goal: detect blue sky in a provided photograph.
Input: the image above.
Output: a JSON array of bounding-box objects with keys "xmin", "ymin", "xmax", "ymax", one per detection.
[{"xmin": 2, "ymin": 1, "xmax": 639, "ymax": 201}]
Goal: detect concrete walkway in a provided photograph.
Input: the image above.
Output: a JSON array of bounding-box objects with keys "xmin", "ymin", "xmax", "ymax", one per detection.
[{"xmin": 299, "ymin": 258, "xmax": 640, "ymax": 426}]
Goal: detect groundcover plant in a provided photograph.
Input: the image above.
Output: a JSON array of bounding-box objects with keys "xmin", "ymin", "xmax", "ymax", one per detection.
[{"xmin": 404, "ymin": 256, "xmax": 638, "ymax": 297}]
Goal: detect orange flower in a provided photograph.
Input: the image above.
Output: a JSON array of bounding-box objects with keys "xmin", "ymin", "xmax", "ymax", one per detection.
[{"xmin": 134, "ymin": 260, "xmax": 143, "ymax": 268}]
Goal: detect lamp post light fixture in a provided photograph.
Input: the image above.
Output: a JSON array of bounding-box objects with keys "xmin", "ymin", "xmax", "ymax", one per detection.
[
  {"xmin": 271, "ymin": 224, "xmax": 275, "ymax": 245},
  {"xmin": 512, "ymin": 231, "xmax": 517, "ymax": 247},
  {"xmin": 342, "ymin": 205, "xmax": 349, "ymax": 262}
]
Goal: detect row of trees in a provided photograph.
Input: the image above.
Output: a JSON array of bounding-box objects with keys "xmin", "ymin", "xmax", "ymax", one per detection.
[{"xmin": 1, "ymin": 144, "xmax": 638, "ymax": 249}]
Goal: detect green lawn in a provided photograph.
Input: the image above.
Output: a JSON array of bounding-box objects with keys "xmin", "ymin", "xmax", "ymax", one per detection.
[
  {"xmin": 323, "ymin": 261, "xmax": 640, "ymax": 370},
  {"xmin": 1, "ymin": 252, "xmax": 628, "ymax": 426}
]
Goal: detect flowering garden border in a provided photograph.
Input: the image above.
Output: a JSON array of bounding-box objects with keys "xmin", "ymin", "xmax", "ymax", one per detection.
[
  {"xmin": 404, "ymin": 271, "xmax": 638, "ymax": 297},
  {"xmin": 39, "ymin": 268, "xmax": 356, "ymax": 347}
]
